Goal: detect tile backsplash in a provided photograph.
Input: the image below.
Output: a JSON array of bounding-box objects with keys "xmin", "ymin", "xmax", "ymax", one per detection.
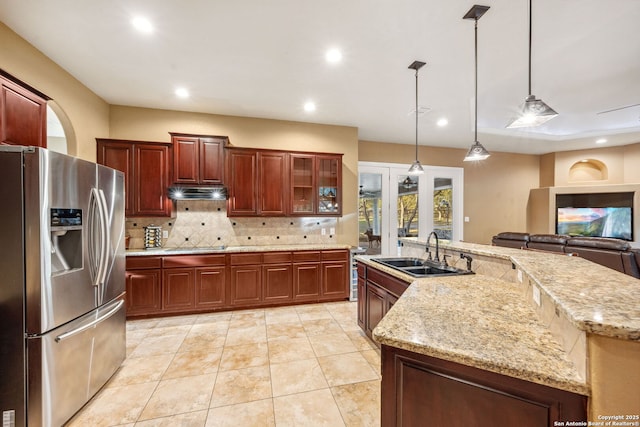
[{"xmin": 126, "ymin": 200, "xmax": 340, "ymax": 249}]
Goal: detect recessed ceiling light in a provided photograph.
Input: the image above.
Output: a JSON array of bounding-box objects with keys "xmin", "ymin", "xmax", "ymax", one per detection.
[
  {"xmin": 304, "ymin": 101, "xmax": 316, "ymax": 112},
  {"xmin": 437, "ymin": 118, "xmax": 448, "ymax": 127},
  {"xmin": 325, "ymin": 48, "xmax": 342, "ymax": 64},
  {"xmin": 175, "ymin": 88, "xmax": 189, "ymax": 98},
  {"xmin": 132, "ymin": 16, "xmax": 153, "ymax": 34},
  {"xmin": 596, "ymin": 138, "xmax": 607, "ymax": 144}
]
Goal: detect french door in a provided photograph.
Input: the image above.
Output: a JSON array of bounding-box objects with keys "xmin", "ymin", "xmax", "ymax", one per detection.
[{"xmin": 358, "ymin": 162, "xmax": 464, "ymax": 256}]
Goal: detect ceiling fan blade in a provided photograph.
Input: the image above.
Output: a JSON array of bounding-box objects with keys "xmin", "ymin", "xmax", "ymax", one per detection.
[{"xmin": 596, "ymin": 103, "xmax": 640, "ymax": 115}]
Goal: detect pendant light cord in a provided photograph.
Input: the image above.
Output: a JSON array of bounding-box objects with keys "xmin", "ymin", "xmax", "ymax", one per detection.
[
  {"xmin": 415, "ymin": 68, "xmax": 419, "ymax": 160},
  {"xmin": 474, "ymin": 18, "xmax": 478, "ymax": 143},
  {"xmin": 528, "ymin": 0, "xmax": 532, "ymax": 96}
]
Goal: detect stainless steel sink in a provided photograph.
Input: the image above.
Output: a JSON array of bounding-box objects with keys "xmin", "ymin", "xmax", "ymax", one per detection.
[
  {"xmin": 371, "ymin": 257, "xmax": 474, "ymax": 277},
  {"xmin": 374, "ymin": 258, "xmax": 427, "ymax": 268}
]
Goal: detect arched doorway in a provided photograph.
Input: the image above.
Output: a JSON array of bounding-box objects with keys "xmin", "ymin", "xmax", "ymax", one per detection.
[{"xmin": 46, "ymin": 102, "xmax": 75, "ymax": 155}]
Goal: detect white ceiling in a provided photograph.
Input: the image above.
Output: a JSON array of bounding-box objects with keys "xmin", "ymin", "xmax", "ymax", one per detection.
[{"xmin": 2, "ymin": 0, "xmax": 640, "ymax": 155}]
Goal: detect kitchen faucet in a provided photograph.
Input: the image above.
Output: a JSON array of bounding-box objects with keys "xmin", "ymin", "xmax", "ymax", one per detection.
[
  {"xmin": 426, "ymin": 231, "xmax": 440, "ymax": 263},
  {"xmin": 460, "ymin": 253, "xmax": 473, "ymax": 271}
]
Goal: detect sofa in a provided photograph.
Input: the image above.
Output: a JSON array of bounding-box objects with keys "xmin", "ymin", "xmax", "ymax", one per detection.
[{"xmin": 491, "ymin": 232, "xmax": 640, "ymax": 279}]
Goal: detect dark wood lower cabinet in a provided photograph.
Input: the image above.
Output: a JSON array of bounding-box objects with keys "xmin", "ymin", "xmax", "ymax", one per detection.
[
  {"xmin": 125, "ymin": 249, "xmax": 349, "ymax": 318},
  {"xmin": 230, "ymin": 265, "xmax": 262, "ymax": 306},
  {"xmin": 381, "ymin": 345, "xmax": 587, "ymax": 427},
  {"xmin": 357, "ymin": 277, "xmax": 366, "ymax": 329},
  {"xmin": 263, "ymin": 264, "xmax": 293, "ymax": 303},
  {"xmin": 365, "ymin": 282, "xmax": 387, "ymax": 337},
  {"xmin": 163, "ymin": 268, "xmax": 195, "ymax": 310},
  {"xmin": 125, "ymin": 256, "xmax": 162, "ymax": 316},
  {"xmin": 126, "ymin": 269, "xmax": 162, "ymax": 316},
  {"xmin": 320, "ymin": 250, "xmax": 350, "ymax": 300},
  {"xmin": 321, "ymin": 261, "xmax": 348, "ymax": 298},
  {"xmin": 293, "ymin": 263, "xmax": 321, "ymax": 301},
  {"xmin": 195, "ymin": 267, "xmax": 226, "ymax": 309},
  {"xmin": 357, "ymin": 262, "xmax": 410, "ymax": 343},
  {"xmin": 293, "ymin": 251, "xmax": 322, "ymax": 301}
]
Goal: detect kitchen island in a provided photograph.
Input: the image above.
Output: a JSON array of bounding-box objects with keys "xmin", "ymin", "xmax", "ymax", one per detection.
[{"xmin": 356, "ymin": 238, "xmax": 640, "ymax": 426}]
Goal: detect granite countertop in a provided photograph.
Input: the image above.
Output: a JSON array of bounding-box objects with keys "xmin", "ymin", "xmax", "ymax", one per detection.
[
  {"xmin": 357, "ymin": 255, "xmax": 589, "ymax": 395},
  {"xmin": 402, "ymin": 238, "xmax": 640, "ymax": 341},
  {"xmin": 357, "ymin": 238, "xmax": 640, "ymax": 395},
  {"xmin": 126, "ymin": 243, "xmax": 352, "ymax": 256}
]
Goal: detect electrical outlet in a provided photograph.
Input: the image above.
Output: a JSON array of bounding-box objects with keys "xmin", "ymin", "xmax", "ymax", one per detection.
[
  {"xmin": 330, "ymin": 227, "xmax": 335, "ymax": 234},
  {"xmin": 321, "ymin": 228, "xmax": 326, "ymax": 235},
  {"xmin": 464, "ymin": 216, "xmax": 470, "ymax": 222},
  {"xmin": 162, "ymin": 230, "xmax": 169, "ymax": 238},
  {"xmin": 532, "ymin": 286, "xmax": 541, "ymax": 306}
]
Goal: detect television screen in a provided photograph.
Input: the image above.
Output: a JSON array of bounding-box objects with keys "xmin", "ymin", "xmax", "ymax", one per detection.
[{"xmin": 556, "ymin": 207, "xmax": 633, "ymax": 240}]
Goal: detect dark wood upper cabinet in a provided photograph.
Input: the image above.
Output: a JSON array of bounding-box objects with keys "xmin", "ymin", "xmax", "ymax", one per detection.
[
  {"xmin": 226, "ymin": 149, "xmax": 258, "ymax": 216},
  {"xmin": 290, "ymin": 154, "xmax": 315, "ymax": 215},
  {"xmin": 97, "ymin": 138, "xmax": 172, "ymax": 217},
  {"xmin": 290, "ymin": 153, "xmax": 342, "ymax": 216},
  {"xmin": 258, "ymin": 151, "xmax": 288, "ymax": 216},
  {"xmin": 97, "ymin": 141, "xmax": 134, "ymax": 216},
  {"xmin": 316, "ymin": 155, "xmax": 342, "ymax": 215},
  {"xmin": 227, "ymin": 147, "xmax": 342, "ymax": 217},
  {"xmin": 170, "ymin": 133, "xmax": 226, "ymax": 185},
  {"xmin": 0, "ymin": 73, "xmax": 47, "ymax": 148},
  {"xmin": 227, "ymin": 148, "xmax": 289, "ymax": 217}
]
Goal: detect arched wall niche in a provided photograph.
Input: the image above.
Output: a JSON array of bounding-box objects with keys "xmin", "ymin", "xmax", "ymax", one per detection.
[
  {"xmin": 47, "ymin": 101, "xmax": 77, "ymax": 156},
  {"xmin": 568, "ymin": 159, "xmax": 608, "ymax": 182}
]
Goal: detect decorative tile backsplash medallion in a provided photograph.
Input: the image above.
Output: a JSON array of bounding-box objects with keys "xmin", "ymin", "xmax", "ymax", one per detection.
[{"xmin": 126, "ymin": 200, "xmax": 339, "ymax": 249}]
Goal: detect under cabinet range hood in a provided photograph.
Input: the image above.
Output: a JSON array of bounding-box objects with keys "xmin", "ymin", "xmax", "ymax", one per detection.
[{"xmin": 168, "ymin": 186, "xmax": 228, "ymax": 200}]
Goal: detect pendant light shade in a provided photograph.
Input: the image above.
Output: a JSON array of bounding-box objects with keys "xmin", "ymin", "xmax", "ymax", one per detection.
[
  {"xmin": 464, "ymin": 141, "xmax": 491, "ymax": 161},
  {"xmin": 463, "ymin": 5, "xmax": 490, "ymax": 162},
  {"xmin": 407, "ymin": 60, "xmax": 426, "ymax": 175},
  {"xmin": 506, "ymin": 0, "xmax": 558, "ymax": 128},
  {"xmin": 507, "ymin": 95, "xmax": 558, "ymax": 128},
  {"xmin": 407, "ymin": 160, "xmax": 424, "ymax": 175}
]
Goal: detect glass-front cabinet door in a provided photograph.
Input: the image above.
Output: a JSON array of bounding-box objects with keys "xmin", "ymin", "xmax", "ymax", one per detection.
[
  {"xmin": 317, "ymin": 155, "xmax": 341, "ymax": 215},
  {"xmin": 290, "ymin": 154, "xmax": 315, "ymax": 215}
]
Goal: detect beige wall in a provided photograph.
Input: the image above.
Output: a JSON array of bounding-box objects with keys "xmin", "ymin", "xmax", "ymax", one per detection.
[
  {"xmin": 552, "ymin": 143, "xmax": 640, "ymax": 187},
  {"xmin": 588, "ymin": 334, "xmax": 640, "ymax": 419},
  {"xmin": 623, "ymin": 143, "xmax": 640, "ymax": 183},
  {"xmin": 0, "ymin": 22, "xmax": 109, "ymax": 160},
  {"xmin": 539, "ymin": 153, "xmax": 555, "ymax": 187},
  {"xmin": 109, "ymin": 106, "xmax": 360, "ymax": 246},
  {"xmin": 359, "ymin": 140, "xmax": 540, "ymax": 245},
  {"xmin": 527, "ymin": 142, "xmax": 640, "ymax": 241}
]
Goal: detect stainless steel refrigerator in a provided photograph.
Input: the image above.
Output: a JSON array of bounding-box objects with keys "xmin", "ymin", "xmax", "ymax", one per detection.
[{"xmin": 0, "ymin": 146, "xmax": 126, "ymax": 427}]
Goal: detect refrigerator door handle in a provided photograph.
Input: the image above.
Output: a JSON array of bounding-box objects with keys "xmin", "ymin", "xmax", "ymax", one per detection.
[
  {"xmin": 88, "ymin": 188, "xmax": 100, "ymax": 284},
  {"xmin": 97, "ymin": 188, "xmax": 111, "ymax": 302},
  {"xmin": 54, "ymin": 299, "xmax": 124, "ymax": 343},
  {"xmin": 89, "ymin": 188, "xmax": 109, "ymax": 306}
]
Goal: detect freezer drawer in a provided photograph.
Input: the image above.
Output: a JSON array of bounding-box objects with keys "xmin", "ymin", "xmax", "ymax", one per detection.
[{"xmin": 27, "ymin": 296, "xmax": 126, "ymax": 427}]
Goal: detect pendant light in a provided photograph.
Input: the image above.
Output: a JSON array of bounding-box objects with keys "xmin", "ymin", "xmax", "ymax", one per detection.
[
  {"xmin": 506, "ymin": 0, "xmax": 558, "ymax": 128},
  {"xmin": 407, "ymin": 60, "xmax": 426, "ymax": 175},
  {"xmin": 463, "ymin": 5, "xmax": 491, "ymax": 162}
]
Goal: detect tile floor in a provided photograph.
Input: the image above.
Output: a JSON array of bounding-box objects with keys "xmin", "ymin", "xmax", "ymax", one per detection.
[{"xmin": 66, "ymin": 302, "xmax": 381, "ymax": 427}]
